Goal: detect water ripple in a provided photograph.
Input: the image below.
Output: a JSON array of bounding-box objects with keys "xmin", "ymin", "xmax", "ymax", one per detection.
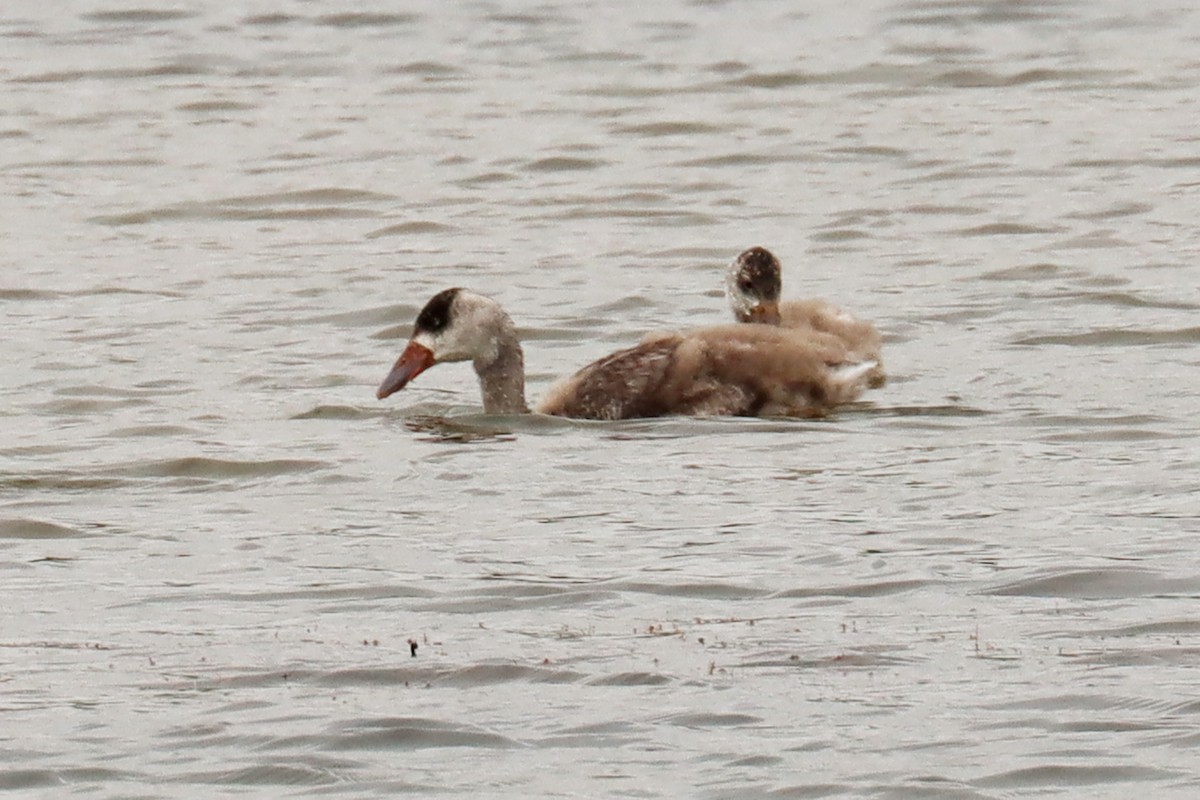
[
  {"xmin": 326, "ymin": 717, "xmax": 520, "ymax": 751},
  {"xmin": 114, "ymin": 457, "xmax": 326, "ymax": 481},
  {"xmin": 983, "ymin": 569, "xmax": 1200, "ymax": 599},
  {"xmin": 1013, "ymin": 327, "xmax": 1200, "ymax": 346},
  {"xmin": 89, "ymin": 189, "xmax": 392, "ymax": 226},
  {"xmin": 974, "ymin": 764, "xmax": 1179, "ymax": 790},
  {"xmin": 0, "ymin": 518, "xmax": 86, "ymax": 539}
]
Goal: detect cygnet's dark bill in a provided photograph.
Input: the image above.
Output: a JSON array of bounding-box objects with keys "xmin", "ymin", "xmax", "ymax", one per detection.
[{"xmin": 377, "ymin": 341, "xmax": 436, "ymax": 400}]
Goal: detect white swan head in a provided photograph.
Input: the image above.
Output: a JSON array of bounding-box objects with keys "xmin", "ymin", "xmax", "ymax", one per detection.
[{"xmin": 376, "ymin": 288, "xmax": 517, "ymax": 400}]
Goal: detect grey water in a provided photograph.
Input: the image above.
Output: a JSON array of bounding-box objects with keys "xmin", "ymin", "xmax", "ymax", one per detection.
[{"xmin": 2, "ymin": 0, "xmax": 1199, "ymax": 796}]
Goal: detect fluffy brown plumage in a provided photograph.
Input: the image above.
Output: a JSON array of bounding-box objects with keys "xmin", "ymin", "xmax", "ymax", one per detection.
[{"xmin": 726, "ymin": 246, "xmax": 885, "ymax": 387}]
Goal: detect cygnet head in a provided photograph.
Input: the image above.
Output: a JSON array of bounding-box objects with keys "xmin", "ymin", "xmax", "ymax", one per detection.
[
  {"xmin": 725, "ymin": 246, "xmax": 782, "ymax": 325},
  {"xmin": 376, "ymin": 288, "xmax": 517, "ymax": 400}
]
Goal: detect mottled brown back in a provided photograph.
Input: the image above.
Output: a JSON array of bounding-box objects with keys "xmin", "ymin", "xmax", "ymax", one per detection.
[{"xmin": 538, "ymin": 324, "xmax": 869, "ymax": 420}]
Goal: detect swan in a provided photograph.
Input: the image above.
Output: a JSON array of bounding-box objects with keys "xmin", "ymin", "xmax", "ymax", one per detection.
[
  {"xmin": 376, "ymin": 288, "xmax": 878, "ymax": 420},
  {"xmin": 726, "ymin": 246, "xmax": 885, "ymax": 386}
]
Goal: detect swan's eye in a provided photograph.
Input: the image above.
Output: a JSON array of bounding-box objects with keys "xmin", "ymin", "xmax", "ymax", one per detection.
[{"xmin": 737, "ymin": 277, "xmax": 755, "ymax": 293}]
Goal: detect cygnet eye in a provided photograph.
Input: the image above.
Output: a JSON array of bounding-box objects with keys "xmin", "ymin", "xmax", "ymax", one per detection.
[{"xmin": 737, "ymin": 276, "xmax": 755, "ymax": 292}]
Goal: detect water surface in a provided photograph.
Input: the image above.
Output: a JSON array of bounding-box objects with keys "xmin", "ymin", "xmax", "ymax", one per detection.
[{"xmin": 2, "ymin": 0, "xmax": 1199, "ymax": 796}]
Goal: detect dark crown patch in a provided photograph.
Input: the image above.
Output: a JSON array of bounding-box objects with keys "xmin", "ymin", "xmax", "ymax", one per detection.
[{"xmin": 415, "ymin": 287, "xmax": 460, "ymax": 333}]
